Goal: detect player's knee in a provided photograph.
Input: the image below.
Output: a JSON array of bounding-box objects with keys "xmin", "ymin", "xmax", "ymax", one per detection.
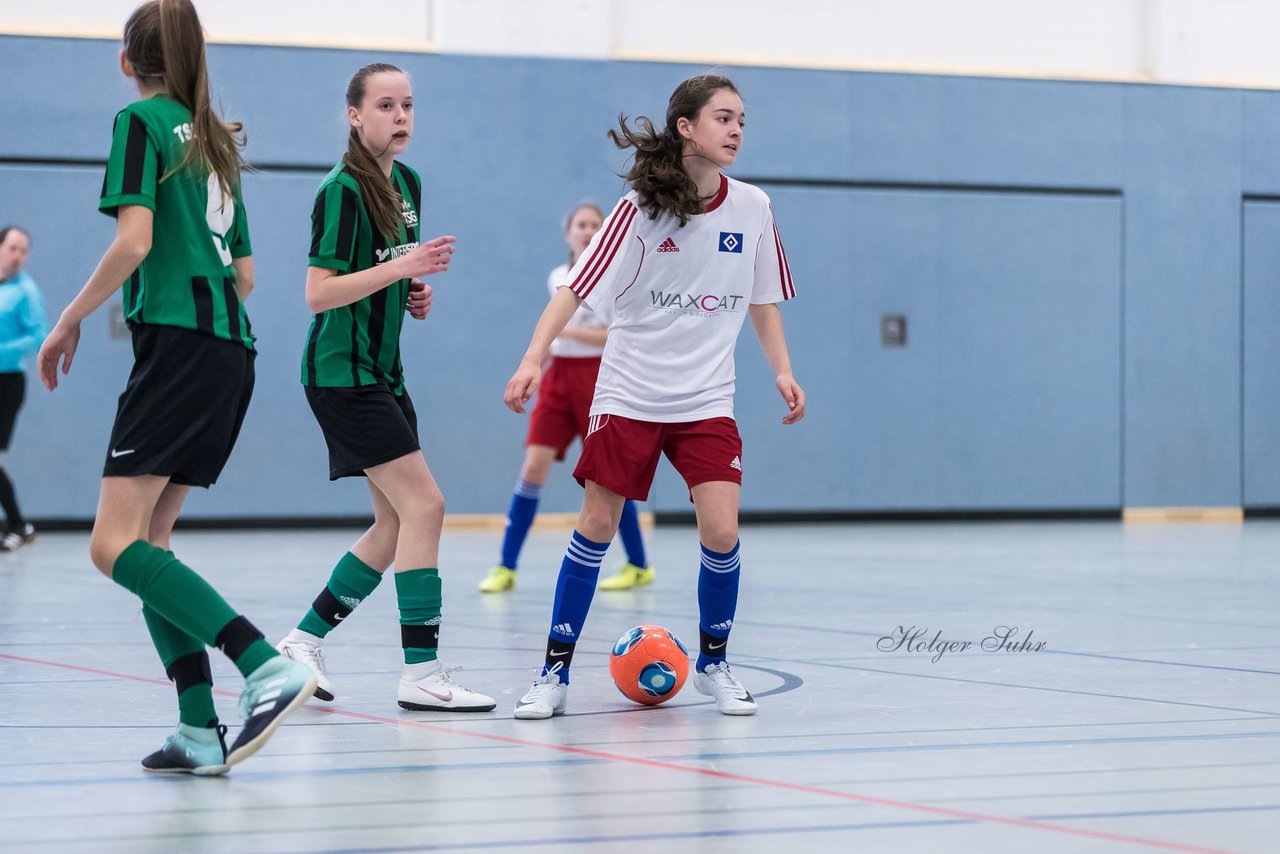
[
  {"xmin": 700, "ymin": 525, "xmax": 739, "ymax": 554},
  {"xmin": 370, "ymin": 515, "xmax": 400, "ymax": 546},
  {"xmin": 577, "ymin": 506, "xmax": 618, "ymax": 542},
  {"xmin": 404, "ymin": 488, "xmax": 444, "ymax": 528},
  {"xmin": 427, "ymin": 490, "xmax": 445, "ymax": 524},
  {"xmin": 88, "ymin": 529, "xmax": 128, "ymax": 576}
]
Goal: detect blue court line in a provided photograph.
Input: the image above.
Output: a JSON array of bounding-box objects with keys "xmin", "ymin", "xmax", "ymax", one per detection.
[
  {"xmin": 590, "ymin": 602, "xmax": 1280, "ymax": 672},
  {"xmin": 0, "ymin": 757, "xmax": 606, "ymax": 789},
  {"xmin": 1043, "ymin": 649, "xmax": 1280, "ymax": 676},
  {"xmin": 936, "ymin": 781, "xmax": 1280, "ymax": 805},
  {"xmin": 565, "ymin": 715, "xmax": 1276, "ymax": 751},
  {"xmin": 275, "ymin": 817, "xmax": 973, "ymax": 854},
  {"xmin": 816, "ymin": 758, "xmax": 1280, "ymax": 787},
  {"xmin": 264, "ymin": 806, "xmax": 1268, "ymax": 854},
  {"xmin": 653, "ymin": 729, "xmax": 1280, "ymax": 761},
  {"xmin": 744, "ymin": 654, "xmax": 1280, "ymax": 717},
  {"xmin": 1029, "ymin": 804, "xmax": 1280, "ymax": 821},
  {"xmin": 1075, "ymin": 645, "xmax": 1280, "ymax": 655}
]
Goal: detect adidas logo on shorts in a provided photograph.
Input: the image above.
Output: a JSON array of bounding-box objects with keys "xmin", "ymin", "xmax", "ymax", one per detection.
[
  {"xmin": 730, "ymin": 455, "xmax": 743, "ymax": 472},
  {"xmin": 552, "ymin": 623, "xmax": 575, "ymax": 637}
]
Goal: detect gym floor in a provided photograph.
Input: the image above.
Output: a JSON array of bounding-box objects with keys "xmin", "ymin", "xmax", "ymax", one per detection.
[{"xmin": 2, "ymin": 521, "xmax": 1276, "ymax": 853}]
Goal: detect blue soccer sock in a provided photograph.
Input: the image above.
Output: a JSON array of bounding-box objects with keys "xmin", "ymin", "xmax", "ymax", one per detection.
[
  {"xmin": 617, "ymin": 500, "xmax": 647, "ymax": 568},
  {"xmin": 696, "ymin": 540, "xmax": 741, "ymax": 672},
  {"xmin": 542, "ymin": 530, "xmax": 609, "ymax": 682},
  {"xmin": 499, "ymin": 479, "xmax": 542, "ymax": 570}
]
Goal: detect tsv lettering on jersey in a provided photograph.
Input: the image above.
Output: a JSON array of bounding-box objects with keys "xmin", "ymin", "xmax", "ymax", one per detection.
[
  {"xmin": 172, "ymin": 122, "xmax": 193, "ymax": 143},
  {"xmin": 375, "ymin": 241, "xmax": 420, "ymax": 264},
  {"xmin": 401, "ymin": 199, "xmax": 418, "ymax": 226},
  {"xmin": 650, "ymin": 291, "xmax": 744, "ymax": 314}
]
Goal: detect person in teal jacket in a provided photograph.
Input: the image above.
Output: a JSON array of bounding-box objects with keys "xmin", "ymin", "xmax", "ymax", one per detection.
[{"xmin": 0, "ymin": 225, "xmax": 47, "ymax": 551}]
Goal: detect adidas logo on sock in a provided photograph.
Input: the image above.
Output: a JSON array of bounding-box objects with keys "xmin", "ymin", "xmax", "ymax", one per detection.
[
  {"xmin": 552, "ymin": 623, "xmax": 575, "ymax": 637},
  {"xmin": 656, "ymin": 236, "xmax": 680, "ymax": 253},
  {"xmin": 339, "ymin": 595, "xmax": 362, "ymax": 609},
  {"xmin": 710, "ymin": 619, "xmax": 733, "ymax": 632},
  {"xmin": 730, "ymin": 456, "xmax": 742, "ymax": 472},
  {"xmin": 421, "ymin": 616, "xmax": 442, "ymax": 626}
]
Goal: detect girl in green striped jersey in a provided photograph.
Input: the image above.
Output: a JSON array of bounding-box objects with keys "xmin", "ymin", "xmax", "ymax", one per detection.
[
  {"xmin": 276, "ymin": 63, "xmax": 496, "ymax": 712},
  {"xmin": 37, "ymin": 0, "xmax": 316, "ymax": 774}
]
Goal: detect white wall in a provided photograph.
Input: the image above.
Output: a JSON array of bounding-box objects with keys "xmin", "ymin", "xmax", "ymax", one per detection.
[{"xmin": 4, "ymin": 0, "xmax": 1280, "ymax": 89}]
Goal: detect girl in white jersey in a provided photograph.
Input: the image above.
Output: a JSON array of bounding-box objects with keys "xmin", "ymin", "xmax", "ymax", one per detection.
[
  {"xmin": 505, "ymin": 75, "xmax": 804, "ymax": 718},
  {"xmin": 479, "ymin": 203, "xmax": 653, "ymax": 594}
]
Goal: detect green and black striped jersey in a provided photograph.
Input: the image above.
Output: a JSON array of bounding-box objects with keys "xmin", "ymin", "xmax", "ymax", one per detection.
[
  {"xmin": 99, "ymin": 95, "xmax": 254, "ymax": 350},
  {"xmin": 302, "ymin": 161, "xmax": 422, "ymax": 393}
]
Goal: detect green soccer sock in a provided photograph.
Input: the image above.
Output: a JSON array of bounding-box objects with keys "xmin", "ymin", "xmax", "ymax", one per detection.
[
  {"xmin": 112, "ymin": 540, "xmax": 276, "ymax": 678},
  {"xmin": 297, "ymin": 551, "xmax": 384, "ymax": 638},
  {"xmin": 395, "ymin": 568, "xmax": 441, "ymax": 665},
  {"xmin": 142, "ymin": 605, "xmax": 217, "ymax": 728}
]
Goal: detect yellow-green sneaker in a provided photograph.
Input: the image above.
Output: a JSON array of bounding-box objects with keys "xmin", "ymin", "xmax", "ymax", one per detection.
[
  {"xmin": 478, "ymin": 566, "xmax": 517, "ymax": 593},
  {"xmin": 599, "ymin": 563, "xmax": 654, "ymax": 591}
]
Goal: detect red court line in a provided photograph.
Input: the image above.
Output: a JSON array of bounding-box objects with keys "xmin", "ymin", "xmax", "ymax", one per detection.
[{"xmin": 1, "ymin": 651, "xmax": 1240, "ymax": 854}]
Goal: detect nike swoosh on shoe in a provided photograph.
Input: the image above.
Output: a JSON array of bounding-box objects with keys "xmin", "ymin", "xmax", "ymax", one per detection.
[{"xmin": 417, "ymin": 686, "xmax": 453, "ymax": 702}]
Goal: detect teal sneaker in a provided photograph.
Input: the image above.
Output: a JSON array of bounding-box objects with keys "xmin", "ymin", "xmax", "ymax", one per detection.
[
  {"xmin": 226, "ymin": 656, "xmax": 317, "ymax": 766},
  {"xmin": 141, "ymin": 723, "xmax": 229, "ymax": 776}
]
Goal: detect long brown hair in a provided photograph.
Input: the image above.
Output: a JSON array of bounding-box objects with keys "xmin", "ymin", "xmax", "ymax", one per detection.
[
  {"xmin": 608, "ymin": 75, "xmax": 739, "ymax": 227},
  {"xmin": 343, "ymin": 63, "xmax": 407, "ymax": 240},
  {"xmin": 123, "ymin": 0, "xmax": 245, "ymax": 193}
]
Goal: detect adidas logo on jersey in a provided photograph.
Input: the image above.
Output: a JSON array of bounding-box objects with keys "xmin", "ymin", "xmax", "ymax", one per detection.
[
  {"xmin": 338, "ymin": 595, "xmax": 362, "ymax": 609},
  {"xmin": 552, "ymin": 623, "xmax": 575, "ymax": 637},
  {"xmin": 710, "ymin": 619, "xmax": 733, "ymax": 632},
  {"xmin": 730, "ymin": 455, "xmax": 743, "ymax": 472},
  {"xmin": 656, "ymin": 237, "xmax": 680, "ymax": 253}
]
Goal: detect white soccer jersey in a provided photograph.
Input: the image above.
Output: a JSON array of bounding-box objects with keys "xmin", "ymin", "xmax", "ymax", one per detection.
[
  {"xmin": 546, "ymin": 262, "xmax": 608, "ymax": 358},
  {"xmin": 565, "ymin": 174, "xmax": 795, "ymax": 422}
]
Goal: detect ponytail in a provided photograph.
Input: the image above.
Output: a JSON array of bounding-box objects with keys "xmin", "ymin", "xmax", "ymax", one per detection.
[
  {"xmin": 123, "ymin": 0, "xmax": 245, "ymax": 194},
  {"xmin": 342, "ymin": 63, "xmax": 406, "ymax": 240},
  {"xmin": 609, "ymin": 75, "xmax": 739, "ymax": 227}
]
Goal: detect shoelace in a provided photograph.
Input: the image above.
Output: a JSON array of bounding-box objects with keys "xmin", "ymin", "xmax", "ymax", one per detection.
[
  {"xmin": 527, "ymin": 662, "xmax": 564, "ymax": 696},
  {"xmin": 308, "ymin": 645, "xmax": 327, "ymax": 672},
  {"xmin": 705, "ymin": 662, "xmax": 748, "ymax": 698},
  {"xmin": 436, "ymin": 665, "xmax": 465, "ymax": 688}
]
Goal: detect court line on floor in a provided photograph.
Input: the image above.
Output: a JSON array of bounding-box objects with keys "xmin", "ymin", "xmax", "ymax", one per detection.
[
  {"xmin": 652, "ymin": 729, "xmax": 1280, "ymax": 761},
  {"xmin": 0, "ymin": 650, "xmax": 1242, "ymax": 854},
  {"xmin": 745, "ymin": 654, "xmax": 1280, "ymax": 717},
  {"xmin": 585, "ymin": 604, "xmax": 1280, "ymax": 675},
  {"xmin": 1044, "ymin": 650, "xmax": 1280, "ymax": 676}
]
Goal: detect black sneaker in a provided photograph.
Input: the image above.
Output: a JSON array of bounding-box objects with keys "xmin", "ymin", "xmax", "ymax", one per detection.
[
  {"xmin": 141, "ymin": 724, "xmax": 230, "ymax": 776},
  {"xmin": 0, "ymin": 523, "xmax": 35, "ymax": 552}
]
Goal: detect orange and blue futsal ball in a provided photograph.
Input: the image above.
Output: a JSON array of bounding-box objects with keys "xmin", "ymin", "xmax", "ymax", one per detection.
[{"xmin": 609, "ymin": 624, "xmax": 690, "ymax": 705}]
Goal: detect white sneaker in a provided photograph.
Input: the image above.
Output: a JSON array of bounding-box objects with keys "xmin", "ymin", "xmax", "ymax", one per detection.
[
  {"xmin": 513, "ymin": 662, "xmax": 568, "ymax": 720},
  {"xmin": 276, "ymin": 633, "xmax": 335, "ymax": 701},
  {"xmin": 397, "ymin": 663, "xmax": 496, "ymax": 712},
  {"xmin": 693, "ymin": 662, "xmax": 757, "ymax": 716}
]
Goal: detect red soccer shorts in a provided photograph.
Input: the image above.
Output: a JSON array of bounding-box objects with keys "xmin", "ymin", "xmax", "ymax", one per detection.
[
  {"xmin": 573, "ymin": 413, "xmax": 743, "ymax": 502},
  {"xmin": 526, "ymin": 356, "xmax": 601, "ymax": 460}
]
